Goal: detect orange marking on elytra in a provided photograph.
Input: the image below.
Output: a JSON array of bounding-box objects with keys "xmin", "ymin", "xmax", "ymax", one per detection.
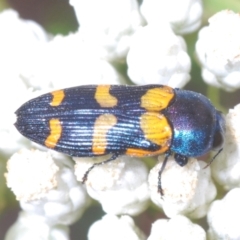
[
  {"xmin": 126, "ymin": 147, "xmax": 169, "ymax": 157},
  {"xmin": 141, "ymin": 86, "xmax": 174, "ymax": 111},
  {"xmin": 138, "ymin": 112, "xmax": 172, "ymax": 155},
  {"xmin": 95, "ymin": 85, "xmax": 118, "ymax": 108},
  {"xmin": 45, "ymin": 119, "xmax": 62, "ymax": 148},
  {"xmin": 50, "ymin": 90, "xmax": 65, "ymax": 106},
  {"xmin": 92, "ymin": 114, "xmax": 117, "ymax": 155}
]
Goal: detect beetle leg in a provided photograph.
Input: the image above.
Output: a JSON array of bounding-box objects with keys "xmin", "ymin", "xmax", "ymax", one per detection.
[
  {"xmin": 82, "ymin": 153, "xmax": 119, "ymax": 184},
  {"xmin": 204, "ymin": 148, "xmax": 223, "ymax": 169},
  {"xmin": 158, "ymin": 151, "xmax": 171, "ymax": 196}
]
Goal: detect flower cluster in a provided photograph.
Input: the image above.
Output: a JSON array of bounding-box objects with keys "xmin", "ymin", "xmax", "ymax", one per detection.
[
  {"xmin": 196, "ymin": 10, "xmax": 240, "ymax": 91},
  {"xmin": 1, "ymin": 1, "xmax": 240, "ymax": 240}
]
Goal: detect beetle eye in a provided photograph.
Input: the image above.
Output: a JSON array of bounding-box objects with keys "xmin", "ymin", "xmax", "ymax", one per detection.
[
  {"xmin": 212, "ymin": 130, "xmax": 224, "ymax": 150},
  {"xmin": 212, "ymin": 112, "xmax": 225, "ymax": 151}
]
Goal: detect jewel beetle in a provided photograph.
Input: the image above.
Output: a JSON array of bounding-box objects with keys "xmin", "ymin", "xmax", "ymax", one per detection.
[{"xmin": 15, "ymin": 84, "xmax": 225, "ymax": 195}]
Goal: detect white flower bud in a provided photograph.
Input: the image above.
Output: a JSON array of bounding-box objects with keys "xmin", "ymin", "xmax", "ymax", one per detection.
[
  {"xmin": 88, "ymin": 214, "xmax": 146, "ymax": 240},
  {"xmin": 5, "ymin": 149, "xmax": 59, "ymax": 201},
  {"xmin": 5, "ymin": 149, "xmax": 90, "ymax": 226},
  {"xmin": 74, "ymin": 155, "xmax": 150, "ymax": 216},
  {"xmin": 4, "ymin": 211, "xmax": 69, "ymax": 240},
  {"xmin": 21, "ymin": 33, "xmax": 127, "ymax": 90},
  {"xmin": 211, "ymin": 104, "xmax": 240, "ymax": 190},
  {"xmin": 141, "ymin": 0, "xmax": 203, "ymax": 34},
  {"xmin": 0, "ymin": 9, "xmax": 49, "ymax": 157},
  {"xmin": 196, "ymin": 10, "xmax": 240, "ymax": 91},
  {"xmin": 207, "ymin": 188, "xmax": 240, "ymax": 240},
  {"xmin": 127, "ymin": 25, "xmax": 191, "ymax": 88},
  {"xmin": 70, "ymin": 0, "xmax": 144, "ymax": 60},
  {"xmin": 149, "ymin": 156, "xmax": 216, "ymax": 218},
  {"xmin": 148, "ymin": 215, "xmax": 206, "ymax": 240}
]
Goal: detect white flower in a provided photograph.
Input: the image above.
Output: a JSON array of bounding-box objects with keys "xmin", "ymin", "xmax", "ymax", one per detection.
[
  {"xmin": 0, "ymin": 9, "xmax": 49, "ymax": 157},
  {"xmin": 74, "ymin": 155, "xmax": 150, "ymax": 216},
  {"xmin": 21, "ymin": 33, "xmax": 126, "ymax": 90},
  {"xmin": 207, "ymin": 188, "xmax": 240, "ymax": 240},
  {"xmin": 70, "ymin": 0, "xmax": 144, "ymax": 60},
  {"xmin": 196, "ymin": 10, "xmax": 240, "ymax": 91},
  {"xmin": 149, "ymin": 156, "xmax": 216, "ymax": 218},
  {"xmin": 148, "ymin": 215, "xmax": 206, "ymax": 240},
  {"xmin": 5, "ymin": 149, "xmax": 90, "ymax": 226},
  {"xmin": 88, "ymin": 214, "xmax": 146, "ymax": 240},
  {"xmin": 5, "ymin": 149, "xmax": 59, "ymax": 201},
  {"xmin": 211, "ymin": 104, "xmax": 240, "ymax": 190},
  {"xmin": 141, "ymin": 0, "xmax": 203, "ymax": 34},
  {"xmin": 4, "ymin": 211, "xmax": 69, "ymax": 240},
  {"xmin": 0, "ymin": 9, "xmax": 49, "ymax": 83},
  {"xmin": 0, "ymin": 9, "xmax": 49, "ymax": 64},
  {"xmin": 127, "ymin": 25, "xmax": 191, "ymax": 88}
]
